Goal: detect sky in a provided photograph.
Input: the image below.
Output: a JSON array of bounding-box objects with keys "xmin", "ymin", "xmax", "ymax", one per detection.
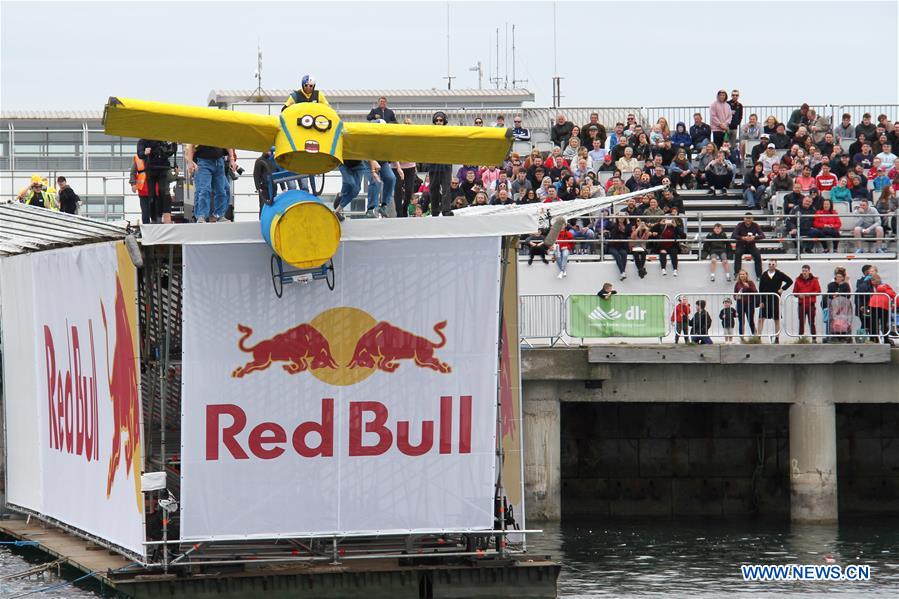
[{"xmin": 1, "ymin": 0, "xmax": 897, "ymax": 111}]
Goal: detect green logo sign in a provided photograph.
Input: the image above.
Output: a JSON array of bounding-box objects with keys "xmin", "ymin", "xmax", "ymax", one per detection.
[{"xmin": 568, "ymin": 294, "xmax": 668, "ymax": 337}]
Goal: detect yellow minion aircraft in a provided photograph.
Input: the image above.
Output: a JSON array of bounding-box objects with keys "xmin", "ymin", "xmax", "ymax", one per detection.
[{"xmin": 102, "ymin": 95, "xmax": 511, "ymax": 274}]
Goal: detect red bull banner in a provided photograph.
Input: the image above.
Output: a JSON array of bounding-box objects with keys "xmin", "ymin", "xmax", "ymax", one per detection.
[
  {"xmin": 181, "ymin": 238, "xmax": 502, "ymax": 539},
  {"xmin": 0, "ymin": 241, "xmax": 145, "ymax": 558}
]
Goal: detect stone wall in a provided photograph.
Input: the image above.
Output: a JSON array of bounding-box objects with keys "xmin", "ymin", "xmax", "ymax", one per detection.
[{"xmin": 837, "ymin": 404, "xmax": 899, "ymax": 515}]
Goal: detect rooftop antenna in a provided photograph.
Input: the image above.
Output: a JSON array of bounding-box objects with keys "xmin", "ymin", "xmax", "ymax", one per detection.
[
  {"xmin": 442, "ymin": 2, "xmax": 456, "ymax": 90},
  {"xmin": 469, "ymin": 61, "xmax": 483, "ymax": 89},
  {"xmin": 512, "ymin": 24, "xmax": 528, "ymax": 88},
  {"xmin": 551, "ymin": 1, "xmax": 562, "ymax": 108},
  {"xmin": 504, "ymin": 22, "xmax": 509, "ymax": 89},
  {"xmin": 489, "ymin": 28, "xmax": 502, "ymax": 89},
  {"xmin": 251, "ymin": 39, "xmax": 266, "ymax": 101}
]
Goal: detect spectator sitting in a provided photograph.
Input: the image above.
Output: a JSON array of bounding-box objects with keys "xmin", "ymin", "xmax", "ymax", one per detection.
[
  {"xmin": 853, "ymin": 143, "xmax": 875, "ymax": 169},
  {"xmin": 525, "ymin": 230, "xmax": 550, "ymax": 265},
  {"xmin": 757, "ymin": 259, "xmax": 793, "ymax": 344},
  {"xmin": 796, "ymin": 165, "xmax": 816, "ymax": 193},
  {"xmin": 808, "ymin": 109, "xmax": 832, "ymax": 145},
  {"xmin": 817, "ymin": 132, "xmax": 836, "ymax": 157},
  {"xmin": 704, "ymin": 151, "xmax": 735, "ymax": 196},
  {"xmin": 855, "ymin": 113, "xmax": 877, "ymax": 142},
  {"xmin": 830, "ymin": 176, "xmax": 852, "ymax": 206},
  {"xmin": 553, "ymin": 226, "xmax": 574, "ymax": 279},
  {"xmin": 751, "ymin": 134, "xmax": 770, "ymax": 164},
  {"xmin": 811, "ymin": 199, "xmax": 842, "ymax": 252},
  {"xmin": 786, "ymin": 103, "xmax": 810, "ymax": 136},
  {"xmin": 743, "ymin": 162, "xmax": 768, "ymax": 209},
  {"xmin": 642, "ymin": 197, "xmax": 666, "ymax": 220},
  {"xmin": 849, "ymin": 174, "xmax": 869, "ymax": 201},
  {"xmin": 871, "ymin": 166, "xmax": 892, "ymax": 192},
  {"xmin": 815, "ymin": 162, "xmax": 838, "ymax": 196},
  {"xmin": 562, "ymin": 137, "xmax": 581, "ymax": 161},
  {"xmin": 668, "ymin": 150, "xmax": 696, "ymax": 189},
  {"xmin": 588, "ymin": 139, "xmax": 608, "ymax": 170},
  {"xmin": 741, "ymin": 114, "xmax": 763, "ymax": 154},
  {"xmin": 690, "ymin": 300, "xmax": 714, "ymax": 345},
  {"xmin": 769, "ymin": 164, "xmax": 795, "ymax": 199},
  {"xmin": 581, "ymin": 113, "xmax": 607, "ymax": 148},
  {"xmin": 538, "ymin": 179, "xmax": 557, "ymax": 202},
  {"xmin": 570, "ymin": 219, "xmax": 597, "ymax": 254},
  {"xmin": 875, "ymin": 186, "xmax": 897, "ymax": 235},
  {"xmin": 835, "ymin": 113, "xmax": 855, "ymax": 140},
  {"xmin": 786, "ymin": 195, "xmax": 817, "ymax": 253},
  {"xmin": 769, "ymin": 123, "xmax": 791, "ymax": 149},
  {"xmin": 551, "ymin": 113, "xmax": 575, "ymax": 148},
  {"xmin": 511, "ymin": 170, "xmax": 533, "ymax": 202},
  {"xmin": 671, "ymin": 296, "xmax": 692, "ymax": 343},
  {"xmin": 852, "ymin": 199, "xmax": 886, "ymax": 253},
  {"xmin": 672, "ymin": 122, "xmax": 692, "ymax": 157},
  {"xmin": 604, "ymin": 214, "xmax": 633, "ymax": 280},
  {"xmin": 848, "ymin": 134, "xmax": 868, "ymax": 160},
  {"xmin": 757, "ymin": 143, "xmax": 780, "ymax": 175},
  {"xmin": 511, "ymin": 115, "xmax": 530, "ymax": 141},
  {"xmin": 719, "ymin": 298, "xmax": 737, "ymax": 343},
  {"xmin": 702, "ymin": 223, "xmax": 732, "ymax": 282},
  {"xmin": 616, "ymin": 147, "xmax": 640, "ymax": 173},
  {"xmin": 545, "ymin": 147, "xmax": 569, "ymax": 171},
  {"xmin": 598, "ymin": 154, "xmax": 616, "ymax": 172},
  {"xmin": 732, "ymin": 213, "xmax": 765, "ymax": 279},
  {"xmin": 689, "ymin": 113, "xmax": 712, "ymax": 150},
  {"xmin": 876, "ymin": 142, "xmax": 896, "ymax": 170},
  {"xmin": 650, "ymin": 217, "xmax": 685, "ymax": 277}
]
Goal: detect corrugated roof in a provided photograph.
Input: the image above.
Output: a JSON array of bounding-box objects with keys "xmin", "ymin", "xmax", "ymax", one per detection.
[
  {"xmin": 0, "ymin": 204, "xmax": 128, "ymax": 257},
  {"xmin": 0, "ymin": 110, "xmax": 103, "ymax": 120}
]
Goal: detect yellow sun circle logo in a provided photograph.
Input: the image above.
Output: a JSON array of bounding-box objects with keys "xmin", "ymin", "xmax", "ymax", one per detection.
[{"xmin": 309, "ymin": 306, "xmax": 377, "ymax": 386}]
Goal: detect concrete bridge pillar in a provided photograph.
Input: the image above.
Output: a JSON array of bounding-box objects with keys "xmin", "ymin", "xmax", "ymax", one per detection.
[
  {"xmin": 789, "ymin": 367, "xmax": 838, "ymax": 523},
  {"xmin": 523, "ymin": 382, "xmax": 561, "ymax": 521}
]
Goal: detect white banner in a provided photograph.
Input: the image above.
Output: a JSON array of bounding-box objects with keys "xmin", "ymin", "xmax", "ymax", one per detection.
[
  {"xmin": 0, "ymin": 241, "xmax": 145, "ymax": 557},
  {"xmin": 181, "ymin": 238, "xmax": 501, "ymax": 539}
]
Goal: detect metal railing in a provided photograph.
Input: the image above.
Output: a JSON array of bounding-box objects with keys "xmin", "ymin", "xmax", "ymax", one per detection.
[{"xmin": 518, "ymin": 292, "xmax": 897, "ymax": 345}]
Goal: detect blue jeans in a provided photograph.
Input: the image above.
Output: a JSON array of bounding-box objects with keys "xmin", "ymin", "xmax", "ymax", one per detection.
[
  {"xmin": 337, "ymin": 163, "xmax": 369, "ymax": 209},
  {"xmin": 554, "ymin": 247, "xmax": 570, "ymax": 273},
  {"xmin": 608, "ymin": 246, "xmax": 628, "ymax": 273},
  {"xmin": 743, "ymin": 184, "xmax": 766, "ymax": 208},
  {"xmin": 374, "ymin": 162, "xmax": 396, "ymax": 208},
  {"xmin": 195, "ymin": 157, "xmax": 228, "ymax": 219}
]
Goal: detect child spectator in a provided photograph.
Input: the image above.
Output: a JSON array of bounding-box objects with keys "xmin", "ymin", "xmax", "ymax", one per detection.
[
  {"xmin": 671, "ymin": 296, "xmax": 692, "ymax": 344},
  {"xmin": 690, "ymin": 299, "xmax": 713, "ymax": 345},
  {"xmin": 597, "ymin": 282, "xmax": 617, "ymax": 300},
  {"xmin": 719, "ymin": 298, "xmax": 737, "ymax": 343},
  {"xmin": 702, "ymin": 223, "xmax": 732, "ymax": 282}
]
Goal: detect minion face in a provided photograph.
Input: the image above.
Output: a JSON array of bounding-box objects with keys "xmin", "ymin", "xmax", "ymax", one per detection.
[{"xmin": 274, "ymin": 103, "xmax": 344, "ymax": 175}]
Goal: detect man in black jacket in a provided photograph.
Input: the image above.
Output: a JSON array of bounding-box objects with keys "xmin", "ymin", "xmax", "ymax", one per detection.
[
  {"xmin": 56, "ymin": 176, "xmax": 80, "ymax": 215},
  {"xmin": 366, "ymin": 97, "xmax": 397, "ymax": 123},
  {"xmin": 551, "ymin": 114, "xmax": 575, "ymax": 148},
  {"xmin": 689, "ymin": 113, "xmax": 711, "ymax": 150},
  {"xmin": 769, "ymin": 124, "xmax": 791, "ymax": 149},
  {"xmin": 425, "ymin": 111, "xmax": 454, "ymax": 216},
  {"xmin": 855, "ymin": 113, "xmax": 877, "ymax": 142},
  {"xmin": 757, "ymin": 259, "xmax": 793, "ymax": 343},
  {"xmin": 732, "ymin": 213, "xmax": 765, "ymax": 279},
  {"xmin": 785, "ymin": 196, "xmax": 816, "ymax": 253},
  {"xmin": 137, "ymin": 139, "xmax": 176, "ymax": 224}
]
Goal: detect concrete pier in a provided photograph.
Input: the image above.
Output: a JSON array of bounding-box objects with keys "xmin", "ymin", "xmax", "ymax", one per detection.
[
  {"xmin": 790, "ymin": 368, "xmax": 838, "ymax": 522},
  {"xmin": 521, "ymin": 345, "xmax": 897, "ymax": 523}
]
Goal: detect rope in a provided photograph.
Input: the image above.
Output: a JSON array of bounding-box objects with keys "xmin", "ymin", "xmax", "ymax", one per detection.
[
  {"xmin": 0, "ymin": 559, "xmax": 65, "ymax": 581},
  {"xmin": 5, "ymin": 562, "xmax": 139, "ymax": 598},
  {"xmin": 0, "ymin": 541, "xmax": 39, "ymax": 547}
]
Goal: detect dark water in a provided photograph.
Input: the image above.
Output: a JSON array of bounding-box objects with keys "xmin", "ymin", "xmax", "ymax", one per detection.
[
  {"xmin": 527, "ymin": 518, "xmax": 899, "ymax": 597},
  {"xmin": 4, "ymin": 519, "xmax": 899, "ymax": 597}
]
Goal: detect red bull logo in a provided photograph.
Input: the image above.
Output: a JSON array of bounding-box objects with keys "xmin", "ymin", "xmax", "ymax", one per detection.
[{"xmin": 232, "ymin": 307, "xmax": 451, "ymax": 386}]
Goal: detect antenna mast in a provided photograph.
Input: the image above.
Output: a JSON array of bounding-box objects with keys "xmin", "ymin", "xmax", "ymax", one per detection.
[
  {"xmin": 252, "ymin": 40, "xmax": 264, "ymax": 100},
  {"xmin": 442, "ymin": 2, "xmax": 455, "ymax": 89},
  {"xmin": 511, "ymin": 24, "xmax": 527, "ymax": 88},
  {"xmin": 489, "ymin": 28, "xmax": 502, "ymax": 89}
]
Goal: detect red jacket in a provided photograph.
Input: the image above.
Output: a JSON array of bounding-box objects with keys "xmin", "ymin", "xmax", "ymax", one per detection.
[
  {"xmin": 812, "ymin": 210, "xmax": 841, "ymax": 229},
  {"xmin": 670, "ymin": 302, "xmax": 691, "ymax": 323},
  {"xmin": 556, "ymin": 229, "xmax": 574, "ymax": 252},
  {"xmin": 793, "ymin": 275, "xmax": 821, "ymax": 306},
  {"xmin": 870, "ymin": 283, "xmax": 896, "ymax": 310}
]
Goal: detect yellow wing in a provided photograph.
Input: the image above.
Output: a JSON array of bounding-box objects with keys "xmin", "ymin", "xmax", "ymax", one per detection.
[
  {"xmin": 342, "ymin": 122, "xmax": 512, "ymax": 166},
  {"xmin": 102, "ymin": 97, "xmax": 279, "ymax": 151}
]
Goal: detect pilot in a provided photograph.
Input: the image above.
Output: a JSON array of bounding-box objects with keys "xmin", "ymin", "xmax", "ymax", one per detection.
[{"xmin": 281, "ymin": 74, "xmax": 329, "ymax": 112}]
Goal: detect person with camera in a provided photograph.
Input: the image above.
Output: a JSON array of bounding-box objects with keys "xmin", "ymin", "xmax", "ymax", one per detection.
[
  {"xmin": 137, "ymin": 139, "xmax": 176, "ymax": 224},
  {"xmin": 186, "ymin": 144, "xmax": 237, "ymax": 223},
  {"xmin": 17, "ymin": 175, "xmax": 57, "ymax": 209}
]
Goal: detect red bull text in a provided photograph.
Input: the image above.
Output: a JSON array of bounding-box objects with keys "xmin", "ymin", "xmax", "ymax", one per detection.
[
  {"xmin": 44, "ymin": 322, "xmax": 100, "ymax": 461},
  {"xmin": 206, "ymin": 396, "xmax": 472, "ymax": 460}
]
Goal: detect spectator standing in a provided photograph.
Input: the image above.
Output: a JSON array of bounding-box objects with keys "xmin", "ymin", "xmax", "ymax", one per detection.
[
  {"xmin": 55, "ymin": 176, "xmax": 80, "ymax": 215},
  {"xmin": 855, "ymin": 265, "xmax": 876, "ymax": 338},
  {"xmin": 727, "ymin": 90, "xmax": 743, "ymax": 147},
  {"xmin": 702, "ymin": 223, "xmax": 732, "ymax": 282},
  {"xmin": 710, "ymin": 91, "xmax": 733, "ymax": 148},
  {"xmin": 551, "ymin": 114, "xmax": 575, "ymax": 148},
  {"xmin": 733, "ymin": 270, "xmax": 758, "ymax": 339},
  {"xmin": 333, "ymin": 160, "xmax": 373, "ymax": 221},
  {"xmin": 366, "ymin": 96, "xmax": 397, "ymax": 123},
  {"xmin": 868, "ymin": 273, "xmax": 896, "ymax": 342},
  {"xmin": 719, "ymin": 298, "xmax": 737, "ymax": 343},
  {"xmin": 130, "ymin": 154, "xmax": 155, "ymax": 223},
  {"xmin": 757, "ymin": 259, "xmax": 793, "ymax": 343},
  {"xmin": 186, "ymin": 144, "xmax": 234, "ymax": 223},
  {"xmin": 253, "ymin": 149, "xmax": 275, "ymax": 216},
  {"xmin": 822, "ymin": 267, "xmax": 851, "ymax": 341},
  {"xmin": 690, "ymin": 300, "xmax": 714, "ymax": 344},
  {"xmin": 690, "ymin": 113, "xmax": 712, "ymax": 150},
  {"xmin": 852, "ymin": 199, "xmax": 886, "ymax": 252},
  {"xmin": 793, "ymin": 265, "xmax": 822, "ymax": 339},
  {"xmin": 554, "ymin": 227, "xmax": 574, "ymax": 279},
  {"xmin": 732, "ymin": 213, "xmax": 765, "ymax": 279},
  {"xmin": 136, "ymin": 139, "xmax": 176, "ymax": 224},
  {"xmin": 425, "ymin": 111, "xmax": 454, "ymax": 216},
  {"xmin": 671, "ymin": 296, "xmax": 692, "ymax": 344},
  {"xmin": 395, "ymin": 158, "xmax": 417, "ymax": 219},
  {"xmin": 511, "ymin": 115, "xmax": 531, "ymax": 141}
]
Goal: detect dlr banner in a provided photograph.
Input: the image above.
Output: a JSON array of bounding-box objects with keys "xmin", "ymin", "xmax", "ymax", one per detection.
[
  {"xmin": 0, "ymin": 241, "xmax": 145, "ymax": 557},
  {"xmin": 181, "ymin": 238, "xmax": 501, "ymax": 539}
]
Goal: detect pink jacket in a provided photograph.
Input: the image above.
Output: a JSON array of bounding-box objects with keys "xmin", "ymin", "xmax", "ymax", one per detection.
[{"xmin": 710, "ymin": 101, "xmax": 733, "ymax": 132}]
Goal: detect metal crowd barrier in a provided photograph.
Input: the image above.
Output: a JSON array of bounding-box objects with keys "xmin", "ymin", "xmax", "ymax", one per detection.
[
  {"xmin": 519, "ymin": 293, "xmax": 897, "ymax": 345},
  {"xmin": 782, "ymin": 292, "xmax": 896, "ymax": 342},
  {"xmin": 518, "ymin": 294, "xmax": 566, "ymax": 346}
]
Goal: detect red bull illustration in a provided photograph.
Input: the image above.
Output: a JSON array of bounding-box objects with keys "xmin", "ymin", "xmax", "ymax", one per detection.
[
  {"xmin": 101, "ymin": 252, "xmax": 143, "ymax": 512},
  {"xmin": 232, "ymin": 307, "xmax": 451, "ymax": 385},
  {"xmin": 347, "ymin": 320, "xmax": 451, "ymax": 374},
  {"xmin": 232, "ymin": 322, "xmax": 339, "ymax": 378}
]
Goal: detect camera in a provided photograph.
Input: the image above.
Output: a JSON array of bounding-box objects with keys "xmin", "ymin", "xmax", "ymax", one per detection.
[
  {"xmin": 151, "ymin": 141, "xmax": 177, "ymax": 160},
  {"xmin": 227, "ymin": 166, "xmax": 244, "ymax": 181}
]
